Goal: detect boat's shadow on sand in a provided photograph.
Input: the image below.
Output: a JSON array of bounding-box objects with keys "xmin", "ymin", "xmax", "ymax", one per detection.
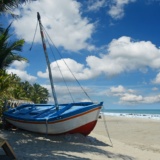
[{"xmin": 0, "ymin": 129, "xmax": 135, "ymax": 160}]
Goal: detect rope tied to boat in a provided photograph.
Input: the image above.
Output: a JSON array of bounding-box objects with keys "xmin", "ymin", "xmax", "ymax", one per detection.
[
  {"xmin": 102, "ymin": 111, "xmax": 113, "ymax": 147},
  {"xmin": 30, "ymin": 12, "xmax": 93, "ymax": 104},
  {"xmin": 45, "ymin": 119, "xmax": 48, "ymax": 135},
  {"xmin": 29, "ymin": 19, "xmax": 38, "ymax": 51}
]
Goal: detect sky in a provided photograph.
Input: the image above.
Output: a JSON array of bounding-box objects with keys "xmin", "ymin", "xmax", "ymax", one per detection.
[{"xmin": 2, "ymin": 0, "xmax": 160, "ymax": 110}]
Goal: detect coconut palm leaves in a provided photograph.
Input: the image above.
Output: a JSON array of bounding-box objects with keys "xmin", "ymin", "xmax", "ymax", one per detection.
[
  {"xmin": 0, "ymin": 0, "xmax": 31, "ymax": 16},
  {"xmin": 0, "ymin": 70, "xmax": 49, "ymax": 116},
  {"xmin": 0, "ymin": 70, "xmax": 24, "ymax": 100},
  {"xmin": 30, "ymin": 83, "xmax": 49, "ymax": 104},
  {"xmin": 0, "ymin": 0, "xmax": 19, "ymax": 13},
  {"xmin": 0, "ymin": 0, "xmax": 50, "ymax": 111},
  {"xmin": 0, "ymin": 23, "xmax": 27, "ymax": 69},
  {"xmin": 0, "ymin": 70, "xmax": 13, "ymax": 99},
  {"xmin": 0, "ymin": 70, "xmax": 49, "ymax": 104}
]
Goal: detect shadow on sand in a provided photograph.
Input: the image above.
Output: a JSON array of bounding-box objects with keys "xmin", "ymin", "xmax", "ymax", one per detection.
[{"xmin": 0, "ymin": 129, "xmax": 135, "ymax": 160}]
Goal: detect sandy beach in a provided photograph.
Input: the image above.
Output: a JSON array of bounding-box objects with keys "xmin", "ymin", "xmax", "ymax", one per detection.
[{"xmin": 0, "ymin": 115, "xmax": 160, "ymax": 160}]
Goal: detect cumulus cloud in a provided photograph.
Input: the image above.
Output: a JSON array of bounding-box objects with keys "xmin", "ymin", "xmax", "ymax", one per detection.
[
  {"xmin": 120, "ymin": 93, "xmax": 143, "ymax": 103},
  {"xmin": 152, "ymin": 72, "xmax": 160, "ymax": 84},
  {"xmin": 86, "ymin": 36, "xmax": 160, "ymax": 77},
  {"xmin": 42, "ymin": 84, "xmax": 91, "ymax": 103},
  {"xmin": 108, "ymin": 0, "xmax": 136, "ymax": 19},
  {"xmin": 86, "ymin": 0, "xmax": 136, "ymax": 20},
  {"xmin": 37, "ymin": 58, "xmax": 97, "ymax": 81},
  {"xmin": 7, "ymin": 60, "xmax": 37, "ymax": 83},
  {"xmin": 37, "ymin": 36, "xmax": 160, "ymax": 82},
  {"xmin": 152, "ymin": 87, "xmax": 159, "ymax": 91},
  {"xmin": 108, "ymin": 85, "xmax": 160, "ymax": 104},
  {"xmin": 87, "ymin": 0, "xmax": 107, "ymax": 11},
  {"xmin": 109, "ymin": 85, "xmax": 135, "ymax": 95},
  {"xmin": 110, "ymin": 85, "xmax": 126, "ymax": 95},
  {"xmin": 122, "ymin": 94, "xmax": 160, "ymax": 104},
  {"xmin": 12, "ymin": 0, "xmax": 94, "ymax": 51},
  {"xmin": 10, "ymin": 60, "xmax": 29, "ymax": 70}
]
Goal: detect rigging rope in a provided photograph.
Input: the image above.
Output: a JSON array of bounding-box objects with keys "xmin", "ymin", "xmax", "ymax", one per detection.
[
  {"xmin": 41, "ymin": 25, "xmax": 92, "ymax": 102},
  {"xmin": 29, "ymin": 20, "xmax": 38, "ymax": 51},
  {"xmin": 102, "ymin": 111, "xmax": 113, "ymax": 147},
  {"xmin": 29, "ymin": 18, "xmax": 93, "ymax": 102},
  {"xmin": 42, "ymin": 25, "xmax": 75, "ymax": 103},
  {"xmin": 45, "ymin": 119, "xmax": 48, "ymax": 135}
]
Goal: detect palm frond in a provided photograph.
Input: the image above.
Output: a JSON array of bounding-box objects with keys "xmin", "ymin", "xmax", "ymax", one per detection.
[
  {"xmin": 0, "ymin": 0, "xmax": 32, "ymax": 17},
  {"xmin": 0, "ymin": 23, "xmax": 27, "ymax": 69}
]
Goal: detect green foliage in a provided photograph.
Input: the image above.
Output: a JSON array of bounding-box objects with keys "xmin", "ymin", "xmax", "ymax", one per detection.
[
  {"xmin": 0, "ymin": 71, "xmax": 50, "ymax": 117},
  {"xmin": 0, "ymin": 12, "xmax": 49, "ymax": 118},
  {"xmin": 29, "ymin": 83, "xmax": 49, "ymax": 104},
  {"xmin": 0, "ymin": 0, "xmax": 19, "ymax": 13},
  {"xmin": 0, "ymin": 70, "xmax": 49, "ymax": 103},
  {"xmin": 0, "ymin": 0, "xmax": 31, "ymax": 17},
  {"xmin": 0, "ymin": 17, "xmax": 49, "ymax": 104},
  {"xmin": 0, "ymin": 23, "xmax": 27, "ymax": 69}
]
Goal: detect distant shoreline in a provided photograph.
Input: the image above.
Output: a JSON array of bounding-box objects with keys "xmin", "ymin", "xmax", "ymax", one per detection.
[{"xmin": 102, "ymin": 110, "xmax": 160, "ymax": 120}]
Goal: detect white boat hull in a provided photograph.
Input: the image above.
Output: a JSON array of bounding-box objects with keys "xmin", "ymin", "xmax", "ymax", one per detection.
[{"xmin": 5, "ymin": 107, "xmax": 101, "ymax": 135}]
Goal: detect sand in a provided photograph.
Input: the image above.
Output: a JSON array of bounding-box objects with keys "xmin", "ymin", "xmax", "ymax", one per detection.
[{"xmin": 0, "ymin": 115, "xmax": 160, "ymax": 160}]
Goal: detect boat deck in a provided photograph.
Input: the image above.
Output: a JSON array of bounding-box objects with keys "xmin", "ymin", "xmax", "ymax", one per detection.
[{"xmin": 4, "ymin": 102, "xmax": 97, "ymax": 121}]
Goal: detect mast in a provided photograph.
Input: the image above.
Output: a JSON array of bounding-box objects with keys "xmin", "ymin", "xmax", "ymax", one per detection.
[{"xmin": 37, "ymin": 12, "xmax": 59, "ymax": 110}]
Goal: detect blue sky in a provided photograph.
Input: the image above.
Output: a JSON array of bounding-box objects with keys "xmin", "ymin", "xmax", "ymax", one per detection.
[{"xmin": 3, "ymin": 0, "xmax": 160, "ymax": 109}]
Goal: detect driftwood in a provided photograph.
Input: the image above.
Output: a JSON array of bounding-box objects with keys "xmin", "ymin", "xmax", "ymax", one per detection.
[{"xmin": 0, "ymin": 137, "xmax": 16, "ymax": 160}]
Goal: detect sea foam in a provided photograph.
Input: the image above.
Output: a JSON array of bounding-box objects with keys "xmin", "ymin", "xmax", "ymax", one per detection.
[{"xmin": 103, "ymin": 112, "xmax": 160, "ymax": 120}]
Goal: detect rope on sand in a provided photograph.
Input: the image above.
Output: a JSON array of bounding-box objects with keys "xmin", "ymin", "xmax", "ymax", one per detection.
[{"xmin": 102, "ymin": 112, "xmax": 113, "ymax": 147}]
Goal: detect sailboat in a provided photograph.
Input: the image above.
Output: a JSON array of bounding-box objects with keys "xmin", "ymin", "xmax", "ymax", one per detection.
[{"xmin": 3, "ymin": 13, "xmax": 103, "ymax": 136}]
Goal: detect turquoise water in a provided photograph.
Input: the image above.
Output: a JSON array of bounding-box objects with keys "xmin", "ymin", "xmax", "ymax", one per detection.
[{"xmin": 102, "ymin": 109, "xmax": 160, "ymax": 120}]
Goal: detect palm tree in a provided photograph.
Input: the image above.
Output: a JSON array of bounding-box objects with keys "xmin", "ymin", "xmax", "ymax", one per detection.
[
  {"xmin": 30, "ymin": 83, "xmax": 49, "ymax": 104},
  {"xmin": 10, "ymin": 75, "xmax": 27, "ymax": 100},
  {"xmin": 0, "ymin": 0, "xmax": 31, "ymax": 16},
  {"xmin": 0, "ymin": 70, "xmax": 23, "ymax": 99},
  {"xmin": 0, "ymin": 70, "xmax": 12, "ymax": 97},
  {"xmin": 0, "ymin": 70, "xmax": 18, "ymax": 115},
  {"xmin": 0, "ymin": 23, "xmax": 27, "ymax": 69},
  {"xmin": 21, "ymin": 81, "xmax": 32, "ymax": 98}
]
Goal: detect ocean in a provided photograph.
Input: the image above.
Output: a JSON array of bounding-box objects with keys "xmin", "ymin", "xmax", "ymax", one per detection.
[{"xmin": 103, "ymin": 109, "xmax": 160, "ymax": 120}]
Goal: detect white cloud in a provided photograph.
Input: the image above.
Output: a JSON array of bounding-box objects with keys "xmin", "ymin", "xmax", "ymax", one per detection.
[
  {"xmin": 152, "ymin": 72, "xmax": 160, "ymax": 84},
  {"xmin": 42, "ymin": 84, "xmax": 91, "ymax": 103},
  {"xmin": 87, "ymin": 0, "xmax": 136, "ymax": 20},
  {"xmin": 110, "ymin": 85, "xmax": 126, "ymax": 96},
  {"xmin": 120, "ymin": 93, "xmax": 143, "ymax": 103},
  {"xmin": 87, "ymin": 0, "xmax": 107, "ymax": 11},
  {"xmin": 37, "ymin": 36, "xmax": 160, "ymax": 82},
  {"xmin": 121, "ymin": 93, "xmax": 160, "ymax": 104},
  {"xmin": 108, "ymin": 85, "xmax": 160, "ymax": 104},
  {"xmin": 37, "ymin": 58, "xmax": 97, "ymax": 81},
  {"xmin": 12, "ymin": 0, "xmax": 94, "ymax": 51},
  {"xmin": 152, "ymin": 87, "xmax": 158, "ymax": 91},
  {"xmin": 143, "ymin": 95, "xmax": 160, "ymax": 103},
  {"xmin": 108, "ymin": 0, "xmax": 136, "ymax": 19},
  {"xmin": 109, "ymin": 85, "xmax": 135, "ymax": 96},
  {"xmin": 107, "ymin": 85, "xmax": 142, "ymax": 104},
  {"xmin": 86, "ymin": 36, "xmax": 160, "ymax": 77},
  {"xmin": 9, "ymin": 60, "xmax": 29, "ymax": 70},
  {"xmin": 7, "ymin": 60, "xmax": 37, "ymax": 83}
]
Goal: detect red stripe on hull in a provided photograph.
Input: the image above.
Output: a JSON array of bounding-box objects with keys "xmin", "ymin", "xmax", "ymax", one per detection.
[
  {"xmin": 5, "ymin": 119, "xmax": 98, "ymax": 136},
  {"xmin": 65, "ymin": 120, "xmax": 98, "ymax": 136},
  {"xmin": 5, "ymin": 107, "xmax": 101, "ymax": 125}
]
